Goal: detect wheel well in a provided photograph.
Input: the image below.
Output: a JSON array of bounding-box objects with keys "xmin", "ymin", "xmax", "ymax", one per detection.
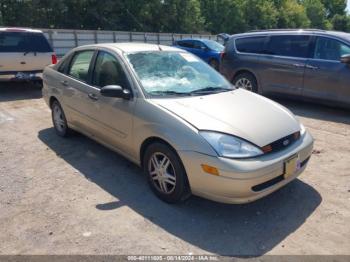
[
  {"xmin": 139, "ymin": 137, "xmax": 177, "ymax": 168},
  {"xmin": 49, "ymin": 96, "xmax": 58, "ymax": 108},
  {"xmin": 232, "ymin": 70, "xmax": 256, "ymax": 83}
]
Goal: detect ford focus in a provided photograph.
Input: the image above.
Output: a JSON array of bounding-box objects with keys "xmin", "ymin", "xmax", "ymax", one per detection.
[{"xmin": 42, "ymin": 43, "xmax": 313, "ymax": 204}]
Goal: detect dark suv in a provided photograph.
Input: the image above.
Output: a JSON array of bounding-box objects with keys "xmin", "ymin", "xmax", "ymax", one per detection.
[{"xmin": 220, "ymin": 29, "xmax": 350, "ymax": 108}]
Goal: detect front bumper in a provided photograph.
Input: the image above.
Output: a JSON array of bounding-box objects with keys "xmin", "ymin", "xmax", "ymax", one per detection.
[
  {"xmin": 0, "ymin": 70, "xmax": 43, "ymax": 81},
  {"xmin": 178, "ymin": 131, "xmax": 314, "ymax": 204}
]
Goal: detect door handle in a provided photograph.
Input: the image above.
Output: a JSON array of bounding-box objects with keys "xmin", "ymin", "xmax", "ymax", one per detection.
[
  {"xmin": 306, "ymin": 64, "xmax": 319, "ymax": 70},
  {"xmin": 293, "ymin": 63, "xmax": 305, "ymax": 68},
  {"xmin": 20, "ymin": 61, "xmax": 26, "ymax": 65},
  {"xmin": 88, "ymin": 93, "xmax": 99, "ymax": 101},
  {"xmin": 60, "ymin": 80, "xmax": 68, "ymax": 86}
]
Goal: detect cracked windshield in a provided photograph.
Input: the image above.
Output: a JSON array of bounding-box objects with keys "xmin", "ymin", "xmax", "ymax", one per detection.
[{"xmin": 126, "ymin": 51, "xmax": 232, "ymax": 96}]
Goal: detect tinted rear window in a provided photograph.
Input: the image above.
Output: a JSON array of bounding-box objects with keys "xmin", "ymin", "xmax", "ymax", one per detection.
[
  {"xmin": 235, "ymin": 36, "xmax": 267, "ymax": 54},
  {"xmin": 177, "ymin": 41, "xmax": 194, "ymax": 48},
  {"xmin": 266, "ymin": 35, "xmax": 311, "ymax": 58},
  {"xmin": 0, "ymin": 32, "xmax": 52, "ymax": 53}
]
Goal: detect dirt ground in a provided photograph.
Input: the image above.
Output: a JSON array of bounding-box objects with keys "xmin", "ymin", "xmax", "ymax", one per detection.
[{"xmin": 0, "ymin": 83, "xmax": 349, "ymax": 256}]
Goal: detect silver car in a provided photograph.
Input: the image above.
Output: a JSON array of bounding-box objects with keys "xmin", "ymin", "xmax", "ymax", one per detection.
[{"xmin": 42, "ymin": 43, "xmax": 314, "ymax": 204}]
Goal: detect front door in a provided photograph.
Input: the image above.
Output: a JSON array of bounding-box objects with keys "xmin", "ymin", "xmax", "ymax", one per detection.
[
  {"xmin": 88, "ymin": 50, "xmax": 136, "ymax": 156},
  {"xmin": 303, "ymin": 36, "xmax": 350, "ymax": 105}
]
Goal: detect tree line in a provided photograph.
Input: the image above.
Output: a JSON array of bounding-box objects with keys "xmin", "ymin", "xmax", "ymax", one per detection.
[{"xmin": 0, "ymin": 0, "xmax": 349, "ymax": 34}]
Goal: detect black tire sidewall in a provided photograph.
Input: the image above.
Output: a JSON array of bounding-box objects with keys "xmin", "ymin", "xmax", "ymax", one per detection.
[
  {"xmin": 234, "ymin": 73, "xmax": 258, "ymax": 93},
  {"xmin": 143, "ymin": 142, "xmax": 190, "ymax": 203}
]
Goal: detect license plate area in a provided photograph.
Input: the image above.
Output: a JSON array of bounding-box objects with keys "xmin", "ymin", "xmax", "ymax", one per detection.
[
  {"xmin": 284, "ymin": 154, "xmax": 300, "ymax": 179},
  {"xmin": 15, "ymin": 72, "xmax": 34, "ymax": 80}
]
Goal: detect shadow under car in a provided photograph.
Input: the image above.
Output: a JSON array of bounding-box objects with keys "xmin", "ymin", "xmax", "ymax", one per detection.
[{"xmin": 38, "ymin": 127, "xmax": 321, "ymax": 256}]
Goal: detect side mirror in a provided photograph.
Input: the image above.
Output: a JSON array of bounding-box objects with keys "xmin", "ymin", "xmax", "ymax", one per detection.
[
  {"xmin": 340, "ymin": 54, "xmax": 350, "ymax": 64},
  {"xmin": 100, "ymin": 85, "xmax": 131, "ymax": 100}
]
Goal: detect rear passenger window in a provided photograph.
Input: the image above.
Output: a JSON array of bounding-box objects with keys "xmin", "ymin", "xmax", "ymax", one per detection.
[
  {"xmin": 178, "ymin": 41, "xmax": 194, "ymax": 48},
  {"xmin": 267, "ymin": 35, "xmax": 311, "ymax": 58},
  {"xmin": 58, "ymin": 55, "xmax": 72, "ymax": 74},
  {"xmin": 235, "ymin": 36, "xmax": 267, "ymax": 54},
  {"xmin": 68, "ymin": 51, "xmax": 94, "ymax": 82},
  {"xmin": 314, "ymin": 37, "xmax": 350, "ymax": 61}
]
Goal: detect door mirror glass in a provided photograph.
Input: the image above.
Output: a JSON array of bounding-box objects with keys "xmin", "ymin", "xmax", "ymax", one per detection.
[
  {"xmin": 340, "ymin": 54, "xmax": 350, "ymax": 64},
  {"xmin": 100, "ymin": 85, "xmax": 131, "ymax": 99}
]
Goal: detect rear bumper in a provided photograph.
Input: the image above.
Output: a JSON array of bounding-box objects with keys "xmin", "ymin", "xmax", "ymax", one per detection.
[{"xmin": 0, "ymin": 70, "xmax": 43, "ymax": 81}]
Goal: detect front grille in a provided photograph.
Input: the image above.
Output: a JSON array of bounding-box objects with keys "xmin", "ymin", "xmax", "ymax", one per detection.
[{"xmin": 262, "ymin": 131, "xmax": 300, "ymax": 154}]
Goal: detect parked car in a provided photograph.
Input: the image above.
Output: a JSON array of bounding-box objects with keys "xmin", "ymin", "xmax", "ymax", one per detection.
[
  {"xmin": 173, "ymin": 39, "xmax": 224, "ymax": 70},
  {"xmin": 220, "ymin": 29, "xmax": 350, "ymax": 108},
  {"xmin": 43, "ymin": 43, "xmax": 313, "ymax": 204},
  {"xmin": 0, "ymin": 27, "xmax": 57, "ymax": 84},
  {"xmin": 217, "ymin": 33, "xmax": 231, "ymax": 45}
]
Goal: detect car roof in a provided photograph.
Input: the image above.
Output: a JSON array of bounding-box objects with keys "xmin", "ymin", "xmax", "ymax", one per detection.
[
  {"xmin": 231, "ymin": 29, "xmax": 350, "ymax": 42},
  {"xmin": 74, "ymin": 42, "xmax": 182, "ymax": 53},
  {"xmin": 0, "ymin": 27, "xmax": 43, "ymax": 33},
  {"xmin": 177, "ymin": 38, "xmax": 215, "ymax": 42}
]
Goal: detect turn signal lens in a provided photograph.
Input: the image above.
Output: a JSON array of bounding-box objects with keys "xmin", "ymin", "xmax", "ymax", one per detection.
[
  {"xmin": 201, "ymin": 164, "xmax": 220, "ymax": 176},
  {"xmin": 261, "ymin": 145, "xmax": 272, "ymax": 153}
]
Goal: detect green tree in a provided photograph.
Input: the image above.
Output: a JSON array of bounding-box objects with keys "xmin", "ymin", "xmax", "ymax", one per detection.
[
  {"xmin": 200, "ymin": 0, "xmax": 245, "ymax": 33},
  {"xmin": 303, "ymin": 0, "xmax": 332, "ymax": 29},
  {"xmin": 331, "ymin": 14, "xmax": 350, "ymax": 31},
  {"xmin": 241, "ymin": 0, "xmax": 279, "ymax": 31},
  {"xmin": 277, "ymin": 0, "xmax": 310, "ymax": 28},
  {"xmin": 321, "ymin": 0, "xmax": 347, "ymax": 18}
]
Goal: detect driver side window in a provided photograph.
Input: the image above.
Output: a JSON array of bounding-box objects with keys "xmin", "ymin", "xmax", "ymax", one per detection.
[
  {"xmin": 92, "ymin": 51, "xmax": 130, "ymax": 89},
  {"xmin": 314, "ymin": 37, "xmax": 350, "ymax": 61}
]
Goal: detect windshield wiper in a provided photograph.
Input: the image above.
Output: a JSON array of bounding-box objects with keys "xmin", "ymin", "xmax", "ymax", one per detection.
[
  {"xmin": 149, "ymin": 90, "xmax": 190, "ymax": 96},
  {"xmin": 189, "ymin": 86, "xmax": 232, "ymax": 95}
]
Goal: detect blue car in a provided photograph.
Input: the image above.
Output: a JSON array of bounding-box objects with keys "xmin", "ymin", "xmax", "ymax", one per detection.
[{"xmin": 173, "ymin": 39, "xmax": 224, "ymax": 70}]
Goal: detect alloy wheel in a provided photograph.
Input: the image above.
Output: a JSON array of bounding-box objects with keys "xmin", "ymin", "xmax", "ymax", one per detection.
[
  {"xmin": 148, "ymin": 152, "xmax": 177, "ymax": 194},
  {"xmin": 235, "ymin": 77, "xmax": 253, "ymax": 91},
  {"xmin": 53, "ymin": 104, "xmax": 66, "ymax": 133}
]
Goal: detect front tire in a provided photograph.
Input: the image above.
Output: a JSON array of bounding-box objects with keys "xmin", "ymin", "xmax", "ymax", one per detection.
[
  {"xmin": 233, "ymin": 72, "xmax": 258, "ymax": 92},
  {"xmin": 51, "ymin": 100, "xmax": 71, "ymax": 137},
  {"xmin": 143, "ymin": 142, "xmax": 191, "ymax": 203}
]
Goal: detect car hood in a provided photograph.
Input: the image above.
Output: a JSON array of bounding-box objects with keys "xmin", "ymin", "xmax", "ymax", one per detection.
[{"xmin": 152, "ymin": 89, "xmax": 300, "ymax": 147}]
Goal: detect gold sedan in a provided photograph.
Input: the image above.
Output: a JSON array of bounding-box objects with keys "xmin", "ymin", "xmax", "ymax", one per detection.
[{"xmin": 42, "ymin": 43, "xmax": 313, "ymax": 204}]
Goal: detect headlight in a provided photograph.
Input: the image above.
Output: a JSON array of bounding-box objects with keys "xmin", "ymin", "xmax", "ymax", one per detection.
[
  {"xmin": 300, "ymin": 123, "xmax": 306, "ymax": 136},
  {"xmin": 200, "ymin": 131, "xmax": 263, "ymax": 158}
]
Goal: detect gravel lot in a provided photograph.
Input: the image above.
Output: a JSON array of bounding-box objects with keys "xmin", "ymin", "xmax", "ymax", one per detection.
[{"xmin": 0, "ymin": 83, "xmax": 349, "ymax": 256}]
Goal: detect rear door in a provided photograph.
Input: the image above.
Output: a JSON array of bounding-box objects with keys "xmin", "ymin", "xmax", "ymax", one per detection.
[
  {"xmin": 303, "ymin": 36, "xmax": 350, "ymax": 105},
  {"xmin": 0, "ymin": 31, "xmax": 53, "ymax": 73},
  {"xmin": 259, "ymin": 34, "xmax": 312, "ymax": 96},
  {"xmin": 60, "ymin": 50, "xmax": 97, "ymax": 133}
]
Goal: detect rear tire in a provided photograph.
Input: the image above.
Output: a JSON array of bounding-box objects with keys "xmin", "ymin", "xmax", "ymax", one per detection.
[
  {"xmin": 143, "ymin": 142, "xmax": 191, "ymax": 203},
  {"xmin": 233, "ymin": 72, "xmax": 258, "ymax": 93},
  {"xmin": 51, "ymin": 100, "xmax": 72, "ymax": 137}
]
